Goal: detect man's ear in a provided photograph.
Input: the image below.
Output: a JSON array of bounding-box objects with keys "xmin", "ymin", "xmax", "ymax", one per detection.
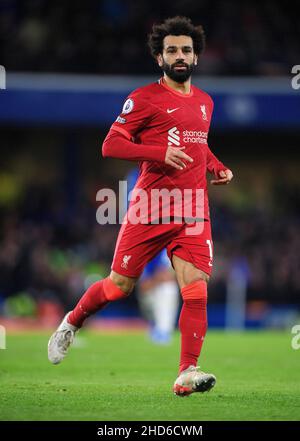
[{"xmin": 157, "ymin": 54, "xmax": 163, "ymax": 67}]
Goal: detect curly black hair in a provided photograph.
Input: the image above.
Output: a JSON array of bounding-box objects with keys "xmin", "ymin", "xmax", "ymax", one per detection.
[{"xmin": 148, "ymin": 16, "xmax": 205, "ymax": 58}]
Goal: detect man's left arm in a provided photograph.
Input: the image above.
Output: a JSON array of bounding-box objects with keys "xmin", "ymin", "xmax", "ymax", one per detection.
[
  {"xmin": 206, "ymin": 144, "xmax": 233, "ymax": 185},
  {"xmin": 206, "ymin": 96, "xmax": 233, "ymax": 185}
]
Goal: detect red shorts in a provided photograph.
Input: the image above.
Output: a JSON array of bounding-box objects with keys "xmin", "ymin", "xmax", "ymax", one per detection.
[{"xmin": 111, "ymin": 220, "xmax": 213, "ymax": 278}]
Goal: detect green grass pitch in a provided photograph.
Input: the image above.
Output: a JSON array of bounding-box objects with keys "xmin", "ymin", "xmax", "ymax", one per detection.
[{"xmin": 0, "ymin": 329, "xmax": 299, "ymax": 421}]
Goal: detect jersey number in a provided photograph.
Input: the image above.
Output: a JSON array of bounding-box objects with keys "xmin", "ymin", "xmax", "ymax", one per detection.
[{"xmin": 206, "ymin": 239, "xmax": 213, "ymax": 266}]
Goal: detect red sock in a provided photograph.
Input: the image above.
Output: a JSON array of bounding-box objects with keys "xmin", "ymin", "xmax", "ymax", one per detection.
[
  {"xmin": 178, "ymin": 280, "xmax": 208, "ymax": 373},
  {"xmin": 68, "ymin": 277, "xmax": 128, "ymax": 328}
]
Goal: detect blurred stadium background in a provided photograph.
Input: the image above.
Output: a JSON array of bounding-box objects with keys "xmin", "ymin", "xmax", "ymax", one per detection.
[{"xmin": 0, "ymin": 0, "xmax": 300, "ymax": 333}]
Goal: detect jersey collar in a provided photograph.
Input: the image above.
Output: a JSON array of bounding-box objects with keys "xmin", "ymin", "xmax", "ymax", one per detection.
[{"xmin": 159, "ymin": 77, "xmax": 194, "ymax": 97}]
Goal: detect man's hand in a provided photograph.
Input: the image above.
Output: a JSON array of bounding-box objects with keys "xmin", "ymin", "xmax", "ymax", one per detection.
[
  {"xmin": 165, "ymin": 146, "xmax": 193, "ymax": 170},
  {"xmin": 210, "ymin": 169, "xmax": 233, "ymax": 185}
]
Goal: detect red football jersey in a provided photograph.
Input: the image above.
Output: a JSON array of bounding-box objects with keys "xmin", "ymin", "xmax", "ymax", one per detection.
[{"xmin": 103, "ymin": 77, "xmax": 226, "ymax": 222}]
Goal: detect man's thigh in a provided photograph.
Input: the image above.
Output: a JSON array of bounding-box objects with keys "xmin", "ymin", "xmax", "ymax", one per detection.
[
  {"xmin": 167, "ymin": 220, "xmax": 214, "ymax": 279},
  {"xmin": 111, "ymin": 221, "xmax": 179, "ymax": 278}
]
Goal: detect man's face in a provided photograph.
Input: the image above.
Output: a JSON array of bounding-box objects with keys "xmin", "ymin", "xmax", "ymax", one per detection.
[{"xmin": 157, "ymin": 35, "xmax": 197, "ymax": 83}]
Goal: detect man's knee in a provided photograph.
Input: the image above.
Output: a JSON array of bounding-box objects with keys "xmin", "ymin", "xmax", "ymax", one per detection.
[
  {"xmin": 110, "ymin": 271, "xmax": 137, "ymax": 294},
  {"xmin": 180, "ymin": 273, "xmax": 209, "ymax": 290},
  {"xmin": 183, "ymin": 263, "xmax": 210, "ymax": 285},
  {"xmin": 173, "ymin": 255, "xmax": 210, "ymax": 288},
  {"xmin": 197, "ymin": 271, "xmax": 210, "ymax": 284}
]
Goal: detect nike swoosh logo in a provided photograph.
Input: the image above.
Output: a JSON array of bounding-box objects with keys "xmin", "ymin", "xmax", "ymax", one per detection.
[{"xmin": 167, "ymin": 108, "xmax": 180, "ymax": 114}]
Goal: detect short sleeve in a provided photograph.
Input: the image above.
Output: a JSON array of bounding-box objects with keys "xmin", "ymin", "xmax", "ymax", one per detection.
[{"xmin": 111, "ymin": 93, "xmax": 152, "ymax": 139}]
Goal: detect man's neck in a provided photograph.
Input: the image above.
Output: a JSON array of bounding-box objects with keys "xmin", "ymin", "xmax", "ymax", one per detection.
[{"xmin": 163, "ymin": 74, "xmax": 191, "ymax": 95}]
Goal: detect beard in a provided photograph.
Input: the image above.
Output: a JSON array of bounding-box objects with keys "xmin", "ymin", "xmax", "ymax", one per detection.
[{"xmin": 161, "ymin": 60, "xmax": 195, "ymax": 83}]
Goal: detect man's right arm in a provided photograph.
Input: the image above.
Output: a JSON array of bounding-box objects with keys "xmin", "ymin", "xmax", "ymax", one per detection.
[
  {"xmin": 102, "ymin": 127, "xmax": 167, "ymax": 162},
  {"xmin": 102, "ymin": 128, "xmax": 193, "ymax": 170}
]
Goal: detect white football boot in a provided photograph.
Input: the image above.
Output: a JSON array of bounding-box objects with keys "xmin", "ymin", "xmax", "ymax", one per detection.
[
  {"xmin": 48, "ymin": 312, "xmax": 78, "ymax": 364},
  {"xmin": 173, "ymin": 365, "xmax": 216, "ymax": 396}
]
